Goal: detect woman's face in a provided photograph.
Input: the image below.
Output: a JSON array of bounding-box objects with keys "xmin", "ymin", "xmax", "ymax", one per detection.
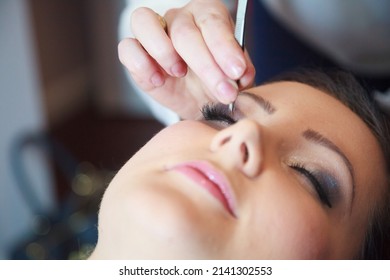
[{"xmin": 91, "ymin": 81, "xmax": 387, "ymax": 259}]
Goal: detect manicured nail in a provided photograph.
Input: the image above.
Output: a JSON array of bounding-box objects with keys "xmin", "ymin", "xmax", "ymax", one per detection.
[
  {"xmin": 151, "ymin": 72, "xmax": 165, "ymax": 87},
  {"xmin": 217, "ymin": 80, "xmax": 239, "ymax": 103},
  {"xmin": 228, "ymin": 59, "xmax": 245, "ymax": 80},
  {"xmin": 171, "ymin": 61, "xmax": 187, "ymax": 78},
  {"xmin": 239, "ymin": 66, "xmax": 256, "ymax": 88}
]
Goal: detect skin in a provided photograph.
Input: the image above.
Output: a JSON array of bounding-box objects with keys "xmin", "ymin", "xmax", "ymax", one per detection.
[
  {"xmin": 89, "ymin": 81, "xmax": 387, "ymax": 259},
  {"xmin": 118, "ymin": 0, "xmax": 256, "ymax": 120}
]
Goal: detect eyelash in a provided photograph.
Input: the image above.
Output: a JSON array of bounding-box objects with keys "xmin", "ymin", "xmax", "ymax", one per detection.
[
  {"xmin": 201, "ymin": 103, "xmax": 237, "ymax": 125},
  {"xmin": 201, "ymin": 103, "xmax": 333, "ymax": 209},
  {"xmin": 289, "ymin": 163, "xmax": 332, "ymax": 208}
]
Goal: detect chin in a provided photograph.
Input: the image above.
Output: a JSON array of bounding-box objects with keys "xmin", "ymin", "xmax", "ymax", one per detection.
[{"xmin": 95, "ymin": 183, "xmax": 216, "ymax": 258}]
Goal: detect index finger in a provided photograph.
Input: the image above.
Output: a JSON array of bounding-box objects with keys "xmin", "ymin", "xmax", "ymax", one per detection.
[
  {"xmin": 131, "ymin": 7, "xmax": 187, "ymax": 78},
  {"xmin": 194, "ymin": 4, "xmax": 248, "ymax": 81},
  {"xmin": 166, "ymin": 9, "xmax": 239, "ymax": 104}
]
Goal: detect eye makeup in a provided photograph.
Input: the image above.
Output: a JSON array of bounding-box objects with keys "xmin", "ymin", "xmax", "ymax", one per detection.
[
  {"xmin": 201, "ymin": 103, "xmax": 238, "ymax": 127},
  {"xmin": 289, "ymin": 162, "xmax": 340, "ymax": 208},
  {"xmin": 200, "ymin": 100, "xmax": 347, "ymax": 210}
]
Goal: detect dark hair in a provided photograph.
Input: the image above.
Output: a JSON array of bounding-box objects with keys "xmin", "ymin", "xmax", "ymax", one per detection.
[{"xmin": 268, "ymin": 68, "xmax": 390, "ymax": 259}]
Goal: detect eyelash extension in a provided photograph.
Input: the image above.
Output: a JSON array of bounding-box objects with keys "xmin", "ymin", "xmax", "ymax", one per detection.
[
  {"xmin": 201, "ymin": 103, "xmax": 237, "ymax": 125},
  {"xmin": 290, "ymin": 163, "xmax": 332, "ymax": 208}
]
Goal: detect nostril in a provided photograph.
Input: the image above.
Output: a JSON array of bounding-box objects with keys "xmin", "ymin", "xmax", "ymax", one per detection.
[
  {"xmin": 240, "ymin": 143, "xmax": 249, "ymax": 163},
  {"xmin": 220, "ymin": 136, "xmax": 231, "ymax": 146}
]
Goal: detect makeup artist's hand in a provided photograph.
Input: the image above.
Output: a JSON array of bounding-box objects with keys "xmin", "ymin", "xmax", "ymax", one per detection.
[{"xmin": 118, "ymin": 0, "xmax": 255, "ymax": 120}]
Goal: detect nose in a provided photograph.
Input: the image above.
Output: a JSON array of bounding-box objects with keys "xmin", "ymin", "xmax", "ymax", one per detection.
[{"xmin": 210, "ymin": 119, "xmax": 263, "ymax": 178}]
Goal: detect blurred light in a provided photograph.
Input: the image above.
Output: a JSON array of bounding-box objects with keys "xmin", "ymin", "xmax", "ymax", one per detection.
[
  {"xmin": 25, "ymin": 242, "xmax": 46, "ymax": 260},
  {"xmin": 72, "ymin": 173, "xmax": 94, "ymax": 196},
  {"xmin": 68, "ymin": 211, "xmax": 88, "ymax": 233},
  {"xmin": 31, "ymin": 215, "xmax": 51, "ymax": 236},
  {"xmin": 68, "ymin": 244, "xmax": 95, "ymax": 260}
]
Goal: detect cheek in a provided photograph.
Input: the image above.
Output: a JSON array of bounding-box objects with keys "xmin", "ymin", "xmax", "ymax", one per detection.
[
  {"xmin": 95, "ymin": 176, "xmax": 197, "ymax": 257},
  {"xmin": 96, "ymin": 165, "xmax": 234, "ymax": 258},
  {"xmin": 271, "ymin": 203, "xmax": 330, "ymax": 259},
  {"xmin": 247, "ymin": 180, "xmax": 331, "ymax": 259},
  {"xmin": 130, "ymin": 121, "xmax": 212, "ymax": 164}
]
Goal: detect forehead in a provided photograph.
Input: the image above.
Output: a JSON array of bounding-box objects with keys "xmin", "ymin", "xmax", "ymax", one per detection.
[
  {"xmin": 248, "ymin": 81, "xmax": 372, "ymax": 138},
  {"xmin": 247, "ymin": 81, "xmax": 387, "ymax": 210}
]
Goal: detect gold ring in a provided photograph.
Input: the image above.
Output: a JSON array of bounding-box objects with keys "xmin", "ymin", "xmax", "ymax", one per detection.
[{"xmin": 156, "ymin": 13, "xmax": 168, "ymax": 33}]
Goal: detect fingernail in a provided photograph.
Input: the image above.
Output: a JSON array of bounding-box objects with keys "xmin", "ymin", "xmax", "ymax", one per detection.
[
  {"xmin": 171, "ymin": 61, "xmax": 187, "ymax": 78},
  {"xmin": 217, "ymin": 80, "xmax": 239, "ymax": 103},
  {"xmin": 151, "ymin": 72, "xmax": 165, "ymax": 87},
  {"xmin": 239, "ymin": 66, "xmax": 256, "ymax": 88},
  {"xmin": 228, "ymin": 60, "xmax": 245, "ymax": 80}
]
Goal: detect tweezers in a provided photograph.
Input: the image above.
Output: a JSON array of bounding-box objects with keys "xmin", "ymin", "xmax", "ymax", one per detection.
[{"xmin": 229, "ymin": 0, "xmax": 249, "ymax": 113}]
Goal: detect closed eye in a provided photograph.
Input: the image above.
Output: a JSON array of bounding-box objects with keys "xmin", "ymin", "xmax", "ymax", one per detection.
[
  {"xmin": 290, "ymin": 163, "xmax": 333, "ymax": 208},
  {"xmin": 201, "ymin": 103, "xmax": 237, "ymax": 126}
]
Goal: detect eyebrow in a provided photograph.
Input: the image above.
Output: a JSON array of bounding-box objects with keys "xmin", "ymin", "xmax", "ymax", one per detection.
[
  {"xmin": 303, "ymin": 129, "xmax": 356, "ymax": 205},
  {"xmin": 238, "ymin": 92, "xmax": 355, "ymax": 207},
  {"xmin": 240, "ymin": 91, "xmax": 277, "ymax": 114}
]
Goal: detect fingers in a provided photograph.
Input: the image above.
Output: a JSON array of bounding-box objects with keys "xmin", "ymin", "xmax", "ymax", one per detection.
[
  {"xmin": 238, "ymin": 49, "xmax": 256, "ymax": 89},
  {"xmin": 191, "ymin": 1, "xmax": 255, "ymax": 92},
  {"xmin": 196, "ymin": 12, "xmax": 256, "ymax": 92},
  {"xmin": 168, "ymin": 1, "xmax": 255, "ymax": 103},
  {"xmin": 124, "ymin": 3, "xmax": 256, "ymax": 105},
  {"xmin": 131, "ymin": 7, "xmax": 187, "ymax": 79},
  {"xmin": 118, "ymin": 38, "xmax": 166, "ymax": 92},
  {"xmin": 194, "ymin": 5, "xmax": 246, "ymax": 81},
  {"xmin": 166, "ymin": 9, "xmax": 239, "ymax": 104}
]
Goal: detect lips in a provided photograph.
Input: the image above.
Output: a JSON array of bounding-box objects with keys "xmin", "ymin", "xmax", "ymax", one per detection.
[{"xmin": 169, "ymin": 161, "xmax": 237, "ymax": 217}]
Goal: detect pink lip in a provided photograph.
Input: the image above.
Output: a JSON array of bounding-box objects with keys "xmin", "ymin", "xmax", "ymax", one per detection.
[{"xmin": 169, "ymin": 161, "xmax": 237, "ymax": 217}]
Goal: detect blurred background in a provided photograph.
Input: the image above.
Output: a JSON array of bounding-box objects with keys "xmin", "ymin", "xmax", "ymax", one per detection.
[
  {"xmin": 2, "ymin": 0, "xmax": 389, "ymax": 260},
  {"xmin": 0, "ymin": 0, "xmax": 163, "ymax": 259}
]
